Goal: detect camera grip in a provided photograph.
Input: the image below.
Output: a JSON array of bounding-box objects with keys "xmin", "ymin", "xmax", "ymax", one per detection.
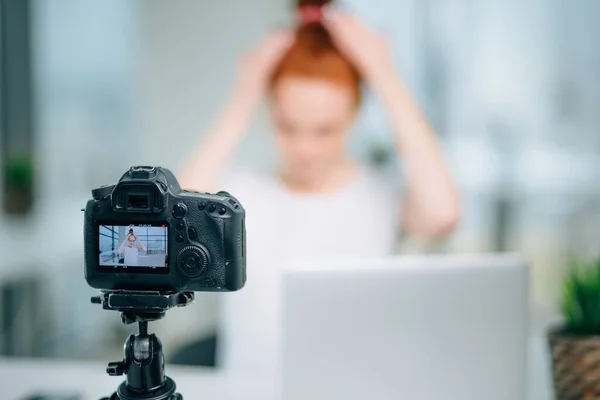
[{"xmin": 224, "ymin": 220, "xmax": 243, "ymax": 261}]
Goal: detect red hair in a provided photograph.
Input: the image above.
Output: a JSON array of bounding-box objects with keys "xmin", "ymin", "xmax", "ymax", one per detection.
[{"xmin": 271, "ymin": 0, "xmax": 362, "ymax": 103}]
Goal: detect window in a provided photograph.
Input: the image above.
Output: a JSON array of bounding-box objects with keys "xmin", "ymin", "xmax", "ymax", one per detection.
[{"xmin": 0, "ymin": 0, "xmax": 35, "ymax": 215}]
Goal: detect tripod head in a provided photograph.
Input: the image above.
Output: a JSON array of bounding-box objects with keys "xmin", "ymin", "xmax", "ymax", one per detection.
[{"xmin": 92, "ymin": 290, "xmax": 194, "ymax": 400}]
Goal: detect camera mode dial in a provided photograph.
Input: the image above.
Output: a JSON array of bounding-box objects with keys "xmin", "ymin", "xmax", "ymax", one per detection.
[
  {"xmin": 92, "ymin": 185, "xmax": 115, "ymax": 201},
  {"xmin": 176, "ymin": 245, "xmax": 209, "ymax": 278}
]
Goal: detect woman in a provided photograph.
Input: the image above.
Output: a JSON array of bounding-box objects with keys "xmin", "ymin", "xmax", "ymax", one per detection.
[
  {"xmin": 117, "ymin": 230, "xmax": 147, "ymax": 266},
  {"xmin": 180, "ymin": 0, "xmax": 460, "ymax": 373}
]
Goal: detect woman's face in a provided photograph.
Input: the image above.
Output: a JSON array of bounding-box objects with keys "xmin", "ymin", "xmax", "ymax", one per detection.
[
  {"xmin": 270, "ymin": 77, "xmax": 357, "ymax": 183},
  {"xmin": 127, "ymin": 236, "xmax": 135, "ymax": 247}
]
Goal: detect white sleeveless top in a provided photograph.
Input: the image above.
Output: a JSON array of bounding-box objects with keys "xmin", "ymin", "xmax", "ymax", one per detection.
[
  {"xmin": 216, "ymin": 165, "xmax": 401, "ymax": 375},
  {"xmin": 123, "ymin": 245, "xmax": 139, "ymax": 266}
]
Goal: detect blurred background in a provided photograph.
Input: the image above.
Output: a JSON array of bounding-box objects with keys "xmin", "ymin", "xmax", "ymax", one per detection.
[{"xmin": 0, "ymin": 0, "xmax": 599, "ymax": 367}]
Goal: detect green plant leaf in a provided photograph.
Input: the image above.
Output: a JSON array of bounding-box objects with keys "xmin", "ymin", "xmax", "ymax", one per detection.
[
  {"xmin": 4, "ymin": 154, "xmax": 34, "ymax": 188},
  {"xmin": 561, "ymin": 267, "xmax": 581, "ymax": 330},
  {"xmin": 562, "ymin": 257, "xmax": 600, "ymax": 334}
]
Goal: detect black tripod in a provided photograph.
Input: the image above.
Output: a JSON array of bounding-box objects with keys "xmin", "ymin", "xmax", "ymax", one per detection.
[{"xmin": 91, "ymin": 290, "xmax": 195, "ymax": 400}]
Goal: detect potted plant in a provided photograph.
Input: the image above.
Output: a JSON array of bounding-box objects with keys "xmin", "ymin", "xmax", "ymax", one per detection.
[
  {"xmin": 549, "ymin": 257, "xmax": 600, "ymax": 400},
  {"xmin": 3, "ymin": 153, "xmax": 34, "ymax": 215}
]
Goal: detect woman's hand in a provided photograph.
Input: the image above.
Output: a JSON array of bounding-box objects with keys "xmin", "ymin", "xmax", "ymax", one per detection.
[
  {"xmin": 179, "ymin": 31, "xmax": 293, "ymax": 192},
  {"xmin": 325, "ymin": 10, "xmax": 460, "ymax": 239},
  {"xmin": 235, "ymin": 30, "xmax": 295, "ymax": 105},
  {"xmin": 324, "ymin": 9, "xmax": 395, "ymax": 88}
]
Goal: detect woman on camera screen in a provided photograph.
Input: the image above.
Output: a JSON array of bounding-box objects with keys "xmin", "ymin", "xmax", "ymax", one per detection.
[
  {"xmin": 117, "ymin": 229, "xmax": 147, "ymax": 267},
  {"xmin": 180, "ymin": 0, "xmax": 460, "ymax": 373}
]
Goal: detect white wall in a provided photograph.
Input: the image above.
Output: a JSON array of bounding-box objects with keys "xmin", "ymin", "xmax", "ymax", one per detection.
[
  {"xmin": 2, "ymin": 0, "xmax": 595, "ymax": 357},
  {"xmin": 131, "ymin": 0, "xmax": 291, "ymax": 173},
  {"xmin": 132, "ymin": 0, "xmax": 290, "ymax": 345},
  {"xmin": 0, "ymin": 0, "xmax": 141, "ymax": 358},
  {"xmin": 33, "ymin": 0, "xmax": 139, "ymax": 203}
]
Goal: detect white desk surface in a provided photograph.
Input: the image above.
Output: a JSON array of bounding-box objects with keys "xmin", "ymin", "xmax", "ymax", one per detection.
[
  {"xmin": 0, "ymin": 358, "xmax": 278, "ymax": 400},
  {"xmin": 0, "ymin": 305, "xmax": 559, "ymax": 400},
  {"xmin": 0, "ymin": 296, "xmax": 558, "ymax": 400},
  {"xmin": 0, "ymin": 331, "xmax": 554, "ymax": 400}
]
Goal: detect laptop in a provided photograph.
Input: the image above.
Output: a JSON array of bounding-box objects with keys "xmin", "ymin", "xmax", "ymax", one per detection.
[{"xmin": 281, "ymin": 254, "xmax": 529, "ymax": 400}]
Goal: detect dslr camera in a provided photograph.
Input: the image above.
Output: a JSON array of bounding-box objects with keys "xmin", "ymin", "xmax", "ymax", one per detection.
[{"xmin": 84, "ymin": 166, "xmax": 246, "ymax": 292}]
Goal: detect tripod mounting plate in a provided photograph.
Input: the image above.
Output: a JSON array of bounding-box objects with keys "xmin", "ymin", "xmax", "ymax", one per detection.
[{"xmin": 91, "ymin": 290, "xmax": 194, "ymax": 324}]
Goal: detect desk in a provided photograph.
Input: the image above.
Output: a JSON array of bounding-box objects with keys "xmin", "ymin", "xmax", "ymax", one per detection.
[
  {"xmin": 0, "ymin": 341, "xmax": 553, "ymax": 400},
  {"xmin": 528, "ymin": 313, "xmax": 556, "ymax": 400},
  {"xmin": 0, "ymin": 358, "xmax": 277, "ymax": 400},
  {"xmin": 0, "ymin": 307, "xmax": 559, "ymax": 400}
]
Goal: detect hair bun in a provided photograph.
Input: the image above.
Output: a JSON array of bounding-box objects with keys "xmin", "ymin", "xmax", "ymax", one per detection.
[
  {"xmin": 272, "ymin": 0, "xmax": 361, "ymax": 103},
  {"xmin": 296, "ymin": 0, "xmax": 333, "ymax": 9}
]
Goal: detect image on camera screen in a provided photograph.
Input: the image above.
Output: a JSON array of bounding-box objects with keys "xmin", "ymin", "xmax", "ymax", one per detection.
[{"xmin": 99, "ymin": 224, "xmax": 168, "ymax": 271}]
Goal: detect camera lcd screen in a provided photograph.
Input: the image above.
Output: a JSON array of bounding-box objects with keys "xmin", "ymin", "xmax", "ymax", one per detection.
[{"xmin": 98, "ymin": 224, "xmax": 168, "ymax": 273}]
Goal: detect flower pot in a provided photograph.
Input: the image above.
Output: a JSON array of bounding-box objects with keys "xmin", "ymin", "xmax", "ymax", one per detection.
[
  {"xmin": 3, "ymin": 185, "xmax": 33, "ymax": 215},
  {"xmin": 549, "ymin": 326, "xmax": 600, "ymax": 400}
]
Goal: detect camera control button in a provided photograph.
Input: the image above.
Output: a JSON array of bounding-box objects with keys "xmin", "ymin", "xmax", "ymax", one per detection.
[
  {"xmin": 185, "ymin": 257, "xmax": 197, "ymax": 268},
  {"xmin": 219, "ymin": 207, "xmax": 226, "ymax": 215},
  {"xmin": 172, "ymin": 203, "xmax": 188, "ymax": 219},
  {"xmin": 177, "ymin": 246, "xmax": 209, "ymax": 278},
  {"xmin": 209, "ymin": 204, "xmax": 216, "ymax": 213},
  {"xmin": 175, "ymin": 221, "xmax": 185, "ymax": 232},
  {"xmin": 199, "ymin": 202, "xmax": 207, "ymax": 211},
  {"xmin": 188, "ymin": 227, "xmax": 198, "ymax": 241},
  {"xmin": 176, "ymin": 234, "xmax": 184, "ymax": 243}
]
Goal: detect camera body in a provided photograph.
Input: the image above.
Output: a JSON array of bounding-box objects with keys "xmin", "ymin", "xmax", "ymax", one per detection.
[{"xmin": 84, "ymin": 166, "xmax": 246, "ymax": 292}]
